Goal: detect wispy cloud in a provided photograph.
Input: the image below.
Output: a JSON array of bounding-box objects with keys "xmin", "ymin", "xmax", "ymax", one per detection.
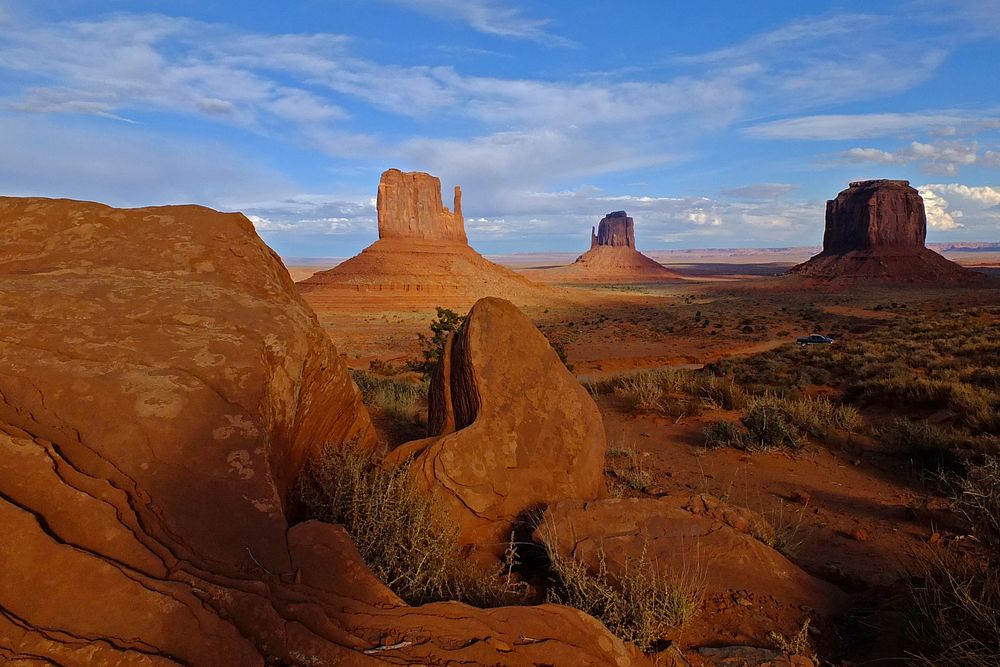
[
  {"xmin": 379, "ymin": 0, "xmax": 576, "ymax": 46},
  {"xmin": 0, "ymin": 13, "xmax": 352, "ymax": 135},
  {"xmin": 747, "ymin": 111, "xmax": 1000, "ymax": 140},
  {"xmin": 0, "ymin": 113, "xmax": 293, "ymax": 206},
  {"xmin": 720, "ymin": 183, "xmax": 797, "ymax": 199},
  {"xmin": 680, "ymin": 14, "xmax": 947, "ymax": 112}
]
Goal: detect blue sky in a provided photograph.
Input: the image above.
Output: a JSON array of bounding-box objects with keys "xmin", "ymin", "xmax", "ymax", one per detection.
[{"xmin": 1, "ymin": 0, "xmax": 999, "ymax": 257}]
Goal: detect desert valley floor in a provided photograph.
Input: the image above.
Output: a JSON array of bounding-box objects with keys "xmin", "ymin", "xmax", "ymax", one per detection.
[{"xmin": 295, "ymin": 250, "xmax": 1000, "ymax": 664}]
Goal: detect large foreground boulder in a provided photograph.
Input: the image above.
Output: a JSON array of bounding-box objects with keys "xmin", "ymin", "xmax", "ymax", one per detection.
[
  {"xmin": 0, "ymin": 197, "xmax": 645, "ymax": 666},
  {"xmin": 536, "ymin": 496, "xmax": 847, "ymax": 647},
  {"xmin": 387, "ymin": 297, "xmax": 608, "ymax": 552},
  {"xmin": 789, "ymin": 180, "xmax": 984, "ymax": 285}
]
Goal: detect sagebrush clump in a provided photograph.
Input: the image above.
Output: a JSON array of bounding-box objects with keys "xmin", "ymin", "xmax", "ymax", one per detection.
[{"xmin": 351, "ymin": 370, "xmax": 428, "ymax": 423}]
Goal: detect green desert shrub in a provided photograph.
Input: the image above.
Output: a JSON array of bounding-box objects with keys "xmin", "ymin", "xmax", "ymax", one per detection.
[
  {"xmin": 740, "ymin": 396, "xmax": 804, "ymax": 452},
  {"xmin": 351, "ymin": 370, "xmax": 427, "ymax": 423},
  {"xmin": 702, "ymin": 420, "xmax": 744, "ymax": 449},
  {"xmin": 296, "ymin": 444, "xmax": 507, "ymax": 606},
  {"xmin": 407, "ymin": 306, "xmax": 466, "ymax": 379}
]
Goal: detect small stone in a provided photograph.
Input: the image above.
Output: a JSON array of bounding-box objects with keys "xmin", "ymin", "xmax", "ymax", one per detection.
[
  {"xmin": 791, "ymin": 489, "xmax": 811, "ymax": 505},
  {"xmin": 851, "ymin": 528, "xmax": 870, "ymax": 542}
]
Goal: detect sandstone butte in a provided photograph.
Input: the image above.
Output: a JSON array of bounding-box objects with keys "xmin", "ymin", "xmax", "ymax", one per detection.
[
  {"xmin": 788, "ymin": 179, "xmax": 985, "ymax": 285},
  {"xmin": 0, "ymin": 196, "xmax": 647, "ymax": 666},
  {"xmin": 297, "ymin": 168, "xmax": 551, "ymax": 307},
  {"xmin": 385, "ymin": 296, "xmax": 608, "ymax": 555},
  {"xmin": 527, "ymin": 210, "xmax": 684, "ymax": 283}
]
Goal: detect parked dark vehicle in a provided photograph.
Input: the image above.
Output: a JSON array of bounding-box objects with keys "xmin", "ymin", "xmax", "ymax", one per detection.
[{"xmin": 797, "ymin": 333, "xmax": 835, "ymax": 346}]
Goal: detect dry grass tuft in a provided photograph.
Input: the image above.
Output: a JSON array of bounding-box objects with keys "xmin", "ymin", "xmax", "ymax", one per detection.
[
  {"xmin": 908, "ymin": 456, "xmax": 1000, "ymax": 666},
  {"xmin": 769, "ymin": 618, "xmax": 818, "ymax": 662},
  {"xmin": 748, "ymin": 500, "xmax": 807, "ymax": 558},
  {"xmin": 296, "ymin": 443, "xmax": 513, "ymax": 606},
  {"xmin": 540, "ymin": 528, "xmax": 701, "ymax": 651},
  {"xmin": 909, "ymin": 548, "xmax": 1000, "ymax": 667}
]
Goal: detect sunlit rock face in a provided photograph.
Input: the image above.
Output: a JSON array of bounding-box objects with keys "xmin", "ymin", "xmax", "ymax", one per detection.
[
  {"xmin": 789, "ymin": 180, "xmax": 985, "ymax": 285},
  {"xmin": 822, "ymin": 180, "xmax": 926, "ymax": 253},
  {"xmin": 298, "ymin": 168, "xmax": 550, "ymax": 305},
  {"xmin": 376, "ymin": 168, "xmax": 467, "ymax": 243},
  {"xmin": 591, "ymin": 211, "xmax": 636, "ymax": 249}
]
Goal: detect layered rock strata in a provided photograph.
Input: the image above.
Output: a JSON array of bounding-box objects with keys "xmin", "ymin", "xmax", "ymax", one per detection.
[
  {"xmin": 591, "ymin": 210, "xmax": 637, "ymax": 248},
  {"xmin": 789, "ymin": 180, "xmax": 984, "ymax": 284},
  {"xmin": 298, "ymin": 169, "xmax": 549, "ymax": 306}
]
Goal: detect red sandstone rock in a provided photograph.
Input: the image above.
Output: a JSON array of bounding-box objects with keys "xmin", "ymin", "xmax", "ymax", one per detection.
[
  {"xmin": 592, "ymin": 211, "xmax": 637, "ymax": 248},
  {"xmin": 789, "ymin": 180, "xmax": 984, "ymax": 285},
  {"xmin": 0, "ymin": 197, "xmax": 646, "ymax": 666},
  {"xmin": 529, "ymin": 210, "xmax": 682, "ymax": 284},
  {"xmin": 535, "ymin": 496, "xmax": 847, "ymax": 646},
  {"xmin": 299, "ymin": 168, "xmax": 550, "ymax": 306},
  {"xmin": 386, "ymin": 297, "xmax": 608, "ymax": 553},
  {"xmin": 824, "ymin": 180, "xmax": 925, "ymax": 252},
  {"xmin": 377, "ymin": 168, "xmax": 467, "ymax": 243}
]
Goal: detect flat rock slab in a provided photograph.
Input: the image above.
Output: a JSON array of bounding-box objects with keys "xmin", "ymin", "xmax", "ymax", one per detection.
[{"xmin": 536, "ymin": 496, "xmax": 847, "ymax": 645}]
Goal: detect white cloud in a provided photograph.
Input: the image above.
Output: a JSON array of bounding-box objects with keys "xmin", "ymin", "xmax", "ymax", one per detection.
[
  {"xmin": 0, "ymin": 13, "xmax": 351, "ymax": 134},
  {"xmin": 746, "ymin": 111, "xmax": 999, "ymax": 140},
  {"xmin": 682, "ymin": 14, "xmax": 948, "ymax": 113},
  {"xmin": 920, "ymin": 188, "xmax": 964, "ymax": 230},
  {"xmin": 841, "ymin": 141, "xmax": 990, "ymax": 176},
  {"xmin": 379, "ymin": 0, "xmax": 575, "ymax": 46},
  {"xmin": 840, "ymin": 140, "xmax": 986, "ymax": 175},
  {"xmin": 919, "ymin": 183, "xmax": 1000, "ymax": 235},
  {"xmin": 687, "ymin": 210, "xmax": 723, "ymax": 226},
  {"xmin": 842, "ymin": 147, "xmax": 897, "ymax": 163}
]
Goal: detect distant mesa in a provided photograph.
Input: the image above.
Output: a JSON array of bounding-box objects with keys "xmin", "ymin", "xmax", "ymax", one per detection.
[
  {"xmin": 789, "ymin": 179, "xmax": 986, "ymax": 285},
  {"xmin": 528, "ymin": 210, "xmax": 682, "ymax": 283},
  {"xmin": 298, "ymin": 168, "xmax": 549, "ymax": 306}
]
